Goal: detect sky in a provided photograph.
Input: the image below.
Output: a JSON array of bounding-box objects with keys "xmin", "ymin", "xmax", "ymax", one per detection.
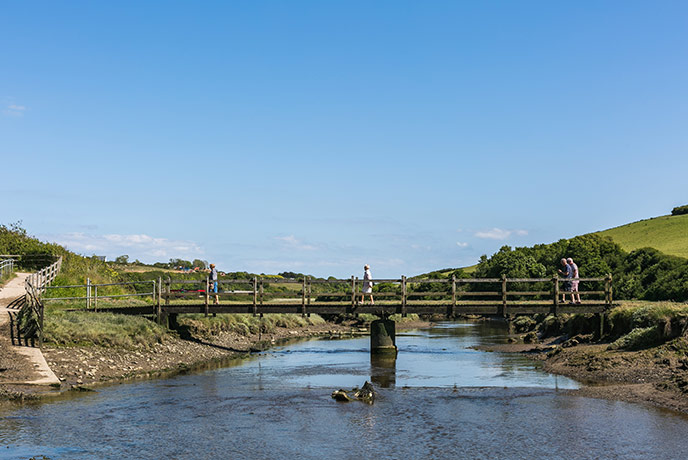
[{"xmin": 1, "ymin": 1, "xmax": 687, "ymax": 278}]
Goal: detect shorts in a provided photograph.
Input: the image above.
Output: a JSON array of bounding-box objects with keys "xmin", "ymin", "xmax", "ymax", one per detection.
[
  {"xmin": 563, "ymin": 281, "xmax": 572, "ymax": 292},
  {"xmin": 213, "ymin": 281, "xmax": 218, "ymax": 293},
  {"xmin": 570, "ymin": 280, "xmax": 579, "ymax": 292}
]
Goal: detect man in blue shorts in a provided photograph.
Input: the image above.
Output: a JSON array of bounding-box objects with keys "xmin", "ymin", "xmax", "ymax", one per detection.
[{"xmin": 209, "ymin": 263, "xmax": 219, "ymax": 304}]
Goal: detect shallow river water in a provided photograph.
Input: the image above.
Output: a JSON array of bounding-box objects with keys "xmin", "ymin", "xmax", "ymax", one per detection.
[{"xmin": 2, "ymin": 321, "xmax": 688, "ymax": 459}]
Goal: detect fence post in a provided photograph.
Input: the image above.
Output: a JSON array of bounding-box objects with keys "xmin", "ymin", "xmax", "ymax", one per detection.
[
  {"xmin": 259, "ymin": 277, "xmax": 264, "ymax": 307},
  {"xmin": 94, "ymin": 285, "xmax": 98, "ymax": 312},
  {"xmin": 87, "ymin": 278, "xmax": 91, "ymax": 309},
  {"xmin": 605, "ymin": 273, "xmax": 613, "ymax": 308},
  {"xmin": 552, "ymin": 276, "xmax": 559, "ymax": 316},
  {"xmin": 401, "ymin": 275, "xmax": 407, "ymax": 317},
  {"xmin": 501, "ymin": 274, "xmax": 508, "ymax": 317}
]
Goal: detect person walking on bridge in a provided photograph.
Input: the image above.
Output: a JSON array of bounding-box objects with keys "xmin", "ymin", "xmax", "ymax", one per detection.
[
  {"xmin": 209, "ymin": 263, "xmax": 219, "ymax": 305},
  {"xmin": 361, "ymin": 264, "xmax": 374, "ymax": 305},
  {"xmin": 567, "ymin": 257, "xmax": 581, "ymax": 304},
  {"xmin": 558, "ymin": 258, "xmax": 573, "ymax": 304}
]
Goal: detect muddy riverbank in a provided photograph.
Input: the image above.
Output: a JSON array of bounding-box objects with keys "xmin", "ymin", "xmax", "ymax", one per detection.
[
  {"xmin": 0, "ymin": 319, "xmax": 431, "ymax": 401},
  {"xmin": 478, "ymin": 336, "xmax": 688, "ymax": 414}
]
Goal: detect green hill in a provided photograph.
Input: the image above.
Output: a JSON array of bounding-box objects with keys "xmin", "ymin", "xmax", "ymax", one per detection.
[{"xmin": 595, "ymin": 213, "xmax": 688, "ymax": 259}]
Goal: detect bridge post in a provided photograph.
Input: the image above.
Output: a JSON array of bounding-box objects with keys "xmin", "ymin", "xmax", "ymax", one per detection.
[
  {"xmin": 370, "ymin": 319, "xmax": 397, "ymax": 356},
  {"xmin": 252, "ymin": 276, "xmax": 258, "ymax": 316},
  {"xmin": 301, "ymin": 277, "xmax": 307, "ymax": 317},
  {"xmin": 156, "ymin": 276, "xmax": 162, "ymax": 324},
  {"xmin": 447, "ymin": 275, "xmax": 456, "ymax": 318},
  {"xmin": 552, "ymin": 276, "xmax": 559, "ymax": 316},
  {"xmin": 605, "ymin": 273, "xmax": 613, "ymax": 308},
  {"xmin": 349, "ymin": 276, "xmax": 355, "ymax": 314},
  {"xmin": 204, "ymin": 276, "xmax": 210, "ymax": 317},
  {"xmin": 401, "ymin": 275, "xmax": 407, "ymax": 317},
  {"xmin": 501, "ymin": 274, "xmax": 507, "ymax": 317}
]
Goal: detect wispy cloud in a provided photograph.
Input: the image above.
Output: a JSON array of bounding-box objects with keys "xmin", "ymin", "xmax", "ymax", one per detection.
[
  {"xmin": 274, "ymin": 235, "xmax": 318, "ymax": 251},
  {"xmin": 474, "ymin": 228, "xmax": 528, "ymax": 240},
  {"xmin": 43, "ymin": 232, "xmax": 203, "ymax": 262},
  {"xmin": 3, "ymin": 104, "xmax": 27, "ymax": 117},
  {"xmin": 456, "ymin": 242, "xmax": 469, "ymax": 248}
]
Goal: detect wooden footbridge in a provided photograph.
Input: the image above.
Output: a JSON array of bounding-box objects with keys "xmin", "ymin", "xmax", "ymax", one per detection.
[
  {"xmin": 81, "ymin": 274, "xmax": 613, "ymax": 321},
  {"xmin": 3, "ymin": 253, "xmax": 614, "ymax": 348}
]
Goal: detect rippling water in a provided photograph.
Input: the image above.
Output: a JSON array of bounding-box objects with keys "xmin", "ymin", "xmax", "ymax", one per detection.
[{"xmin": 2, "ymin": 321, "xmax": 688, "ymax": 459}]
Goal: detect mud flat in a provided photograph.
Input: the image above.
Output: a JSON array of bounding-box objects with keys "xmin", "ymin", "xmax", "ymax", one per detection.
[{"xmin": 479, "ymin": 337, "xmax": 688, "ymax": 414}]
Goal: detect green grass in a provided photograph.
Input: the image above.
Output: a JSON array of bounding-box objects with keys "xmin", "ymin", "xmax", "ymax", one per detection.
[
  {"xmin": 44, "ymin": 307, "xmax": 171, "ymax": 348},
  {"xmin": 595, "ymin": 213, "xmax": 688, "ymax": 259},
  {"xmin": 178, "ymin": 313, "xmax": 327, "ymax": 338}
]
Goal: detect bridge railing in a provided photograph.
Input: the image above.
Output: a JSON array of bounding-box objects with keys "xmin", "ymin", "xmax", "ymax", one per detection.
[{"xmin": 155, "ymin": 274, "xmax": 613, "ymax": 317}]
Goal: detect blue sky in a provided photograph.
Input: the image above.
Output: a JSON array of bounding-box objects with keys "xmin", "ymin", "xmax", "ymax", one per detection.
[{"xmin": 2, "ymin": 1, "xmax": 687, "ymax": 278}]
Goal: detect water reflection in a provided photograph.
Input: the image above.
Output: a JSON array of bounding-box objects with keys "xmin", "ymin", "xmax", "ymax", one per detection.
[{"xmin": 370, "ymin": 354, "xmax": 396, "ymax": 388}]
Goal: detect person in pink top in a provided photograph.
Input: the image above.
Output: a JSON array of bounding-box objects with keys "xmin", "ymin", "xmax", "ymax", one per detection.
[{"xmin": 567, "ymin": 258, "xmax": 581, "ymax": 304}]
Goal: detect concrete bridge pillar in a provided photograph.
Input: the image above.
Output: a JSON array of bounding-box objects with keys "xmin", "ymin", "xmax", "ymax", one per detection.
[{"xmin": 370, "ymin": 319, "xmax": 397, "ymax": 356}]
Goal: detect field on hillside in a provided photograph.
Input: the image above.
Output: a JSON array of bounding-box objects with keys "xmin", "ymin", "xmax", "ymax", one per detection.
[{"xmin": 596, "ymin": 214, "xmax": 688, "ymax": 259}]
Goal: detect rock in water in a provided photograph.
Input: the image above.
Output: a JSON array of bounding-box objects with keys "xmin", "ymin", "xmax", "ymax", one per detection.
[
  {"xmin": 354, "ymin": 381, "xmax": 375, "ymax": 404},
  {"xmin": 331, "ymin": 389, "xmax": 353, "ymax": 402},
  {"xmin": 331, "ymin": 381, "xmax": 376, "ymax": 404}
]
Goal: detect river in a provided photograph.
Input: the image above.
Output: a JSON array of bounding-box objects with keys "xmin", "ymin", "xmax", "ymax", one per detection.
[{"xmin": 2, "ymin": 321, "xmax": 688, "ymax": 459}]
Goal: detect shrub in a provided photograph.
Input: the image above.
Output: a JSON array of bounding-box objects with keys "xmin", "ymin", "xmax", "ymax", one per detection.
[{"xmin": 671, "ymin": 205, "xmax": 688, "ymax": 216}]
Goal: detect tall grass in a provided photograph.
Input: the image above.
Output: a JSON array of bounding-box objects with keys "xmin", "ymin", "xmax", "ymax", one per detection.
[
  {"xmin": 44, "ymin": 308, "xmax": 170, "ymax": 349},
  {"xmin": 178, "ymin": 313, "xmax": 327, "ymax": 338}
]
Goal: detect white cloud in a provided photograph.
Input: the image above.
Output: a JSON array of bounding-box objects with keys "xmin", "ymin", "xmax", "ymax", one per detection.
[
  {"xmin": 3, "ymin": 104, "xmax": 27, "ymax": 117},
  {"xmin": 474, "ymin": 228, "xmax": 528, "ymax": 240},
  {"xmin": 44, "ymin": 232, "xmax": 203, "ymax": 262},
  {"xmin": 274, "ymin": 235, "xmax": 317, "ymax": 251},
  {"xmin": 456, "ymin": 242, "xmax": 469, "ymax": 248}
]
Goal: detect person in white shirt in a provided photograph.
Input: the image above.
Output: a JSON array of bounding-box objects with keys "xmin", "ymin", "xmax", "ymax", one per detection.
[{"xmin": 361, "ymin": 264, "xmax": 374, "ymax": 305}]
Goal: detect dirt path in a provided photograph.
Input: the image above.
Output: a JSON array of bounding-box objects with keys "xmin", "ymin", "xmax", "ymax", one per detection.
[{"xmin": 0, "ymin": 273, "xmax": 60, "ymax": 390}]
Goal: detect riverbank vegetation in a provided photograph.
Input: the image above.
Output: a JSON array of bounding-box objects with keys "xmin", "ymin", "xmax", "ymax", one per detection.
[{"xmin": 511, "ymin": 301, "xmax": 688, "ymax": 352}]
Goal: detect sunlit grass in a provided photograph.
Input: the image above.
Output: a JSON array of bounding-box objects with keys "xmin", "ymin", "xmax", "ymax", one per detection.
[{"xmin": 596, "ymin": 213, "xmax": 688, "ymax": 259}]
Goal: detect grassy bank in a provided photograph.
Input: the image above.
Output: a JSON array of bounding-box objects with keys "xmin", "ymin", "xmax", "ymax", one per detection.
[{"xmin": 511, "ymin": 301, "xmax": 688, "ymax": 351}]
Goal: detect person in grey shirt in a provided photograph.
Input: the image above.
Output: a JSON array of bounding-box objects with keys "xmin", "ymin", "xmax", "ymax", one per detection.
[{"xmin": 209, "ymin": 263, "xmax": 219, "ymax": 305}]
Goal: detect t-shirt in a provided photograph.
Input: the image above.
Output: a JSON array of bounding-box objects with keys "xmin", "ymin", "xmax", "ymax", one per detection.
[
  {"xmin": 210, "ymin": 268, "xmax": 218, "ymax": 281},
  {"xmin": 570, "ymin": 263, "xmax": 579, "ymax": 279},
  {"xmin": 563, "ymin": 264, "xmax": 572, "ymax": 278}
]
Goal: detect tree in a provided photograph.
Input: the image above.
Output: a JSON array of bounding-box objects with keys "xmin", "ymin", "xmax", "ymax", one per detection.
[
  {"xmin": 193, "ymin": 259, "xmax": 208, "ymax": 269},
  {"xmin": 115, "ymin": 255, "xmax": 129, "ymax": 264}
]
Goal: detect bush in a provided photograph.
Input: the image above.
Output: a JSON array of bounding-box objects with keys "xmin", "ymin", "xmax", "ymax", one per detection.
[{"xmin": 671, "ymin": 205, "xmax": 688, "ymax": 216}]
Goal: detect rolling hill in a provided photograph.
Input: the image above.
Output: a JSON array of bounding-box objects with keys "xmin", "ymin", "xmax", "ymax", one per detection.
[{"xmin": 595, "ymin": 213, "xmax": 688, "ymax": 259}]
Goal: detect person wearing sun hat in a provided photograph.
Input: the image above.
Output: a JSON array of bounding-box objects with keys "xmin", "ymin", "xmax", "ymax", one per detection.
[{"xmin": 361, "ymin": 264, "xmax": 374, "ymax": 305}]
